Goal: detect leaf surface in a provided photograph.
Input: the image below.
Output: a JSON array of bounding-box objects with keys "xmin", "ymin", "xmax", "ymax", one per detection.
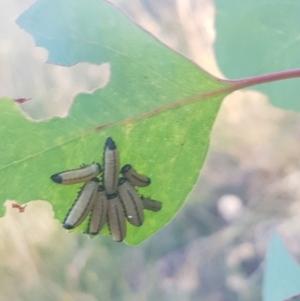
[{"xmin": 0, "ymin": 0, "xmax": 230, "ymax": 244}]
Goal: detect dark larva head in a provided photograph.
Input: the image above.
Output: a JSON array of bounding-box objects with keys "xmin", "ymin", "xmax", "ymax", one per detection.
[
  {"xmin": 51, "ymin": 174, "xmax": 62, "ymax": 184},
  {"xmin": 107, "ymin": 193, "xmax": 119, "ymax": 200},
  {"xmin": 98, "ymin": 185, "xmax": 105, "ymax": 192},
  {"xmin": 105, "ymin": 137, "xmax": 117, "ymax": 150},
  {"xmin": 121, "ymin": 164, "xmax": 132, "ymax": 173},
  {"xmin": 118, "ymin": 177, "xmax": 127, "ymax": 186},
  {"xmin": 62, "ymin": 223, "xmax": 74, "ymax": 230}
]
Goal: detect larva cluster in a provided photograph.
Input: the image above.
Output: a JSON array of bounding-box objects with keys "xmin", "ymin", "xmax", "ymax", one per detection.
[{"xmin": 50, "ymin": 137, "xmax": 162, "ymax": 242}]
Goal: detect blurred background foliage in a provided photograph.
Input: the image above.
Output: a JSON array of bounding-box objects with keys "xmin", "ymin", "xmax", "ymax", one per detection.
[{"xmin": 1, "ymin": 0, "xmax": 300, "ymax": 300}]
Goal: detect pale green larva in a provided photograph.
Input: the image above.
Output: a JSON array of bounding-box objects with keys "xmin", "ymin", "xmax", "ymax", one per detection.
[
  {"xmin": 87, "ymin": 185, "xmax": 108, "ymax": 235},
  {"xmin": 103, "ymin": 137, "xmax": 120, "ymax": 195},
  {"xmin": 118, "ymin": 177, "xmax": 144, "ymax": 227},
  {"xmin": 63, "ymin": 178, "xmax": 99, "ymax": 229},
  {"xmin": 121, "ymin": 164, "xmax": 151, "ymax": 187},
  {"xmin": 107, "ymin": 193, "xmax": 126, "ymax": 242},
  {"xmin": 51, "ymin": 163, "xmax": 101, "ymax": 185},
  {"xmin": 141, "ymin": 197, "xmax": 162, "ymax": 212}
]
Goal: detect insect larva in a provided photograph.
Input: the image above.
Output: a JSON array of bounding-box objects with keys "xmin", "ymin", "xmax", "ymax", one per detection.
[
  {"xmin": 107, "ymin": 193, "xmax": 126, "ymax": 242},
  {"xmin": 141, "ymin": 198, "xmax": 162, "ymax": 212},
  {"xmin": 87, "ymin": 186, "xmax": 108, "ymax": 235},
  {"xmin": 51, "ymin": 163, "xmax": 101, "ymax": 185},
  {"xmin": 118, "ymin": 178, "xmax": 144, "ymax": 227},
  {"xmin": 63, "ymin": 178, "xmax": 99, "ymax": 230},
  {"xmin": 103, "ymin": 137, "xmax": 120, "ymax": 195},
  {"xmin": 121, "ymin": 164, "xmax": 151, "ymax": 187}
]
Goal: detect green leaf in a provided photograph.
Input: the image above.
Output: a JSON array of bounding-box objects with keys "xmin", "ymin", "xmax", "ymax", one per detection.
[
  {"xmin": 0, "ymin": 0, "xmax": 230, "ymax": 245},
  {"xmin": 215, "ymin": 0, "xmax": 300, "ymax": 111},
  {"xmin": 263, "ymin": 233, "xmax": 300, "ymax": 301}
]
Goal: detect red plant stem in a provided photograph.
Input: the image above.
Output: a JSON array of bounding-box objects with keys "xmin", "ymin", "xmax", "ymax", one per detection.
[
  {"xmin": 153, "ymin": 68, "xmax": 300, "ymax": 113},
  {"xmin": 197, "ymin": 68, "xmax": 300, "ymax": 100},
  {"xmin": 177, "ymin": 68, "xmax": 300, "ymax": 106},
  {"xmin": 223, "ymin": 69, "xmax": 300, "ymax": 92},
  {"xmin": 282, "ymin": 293, "xmax": 300, "ymax": 301}
]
